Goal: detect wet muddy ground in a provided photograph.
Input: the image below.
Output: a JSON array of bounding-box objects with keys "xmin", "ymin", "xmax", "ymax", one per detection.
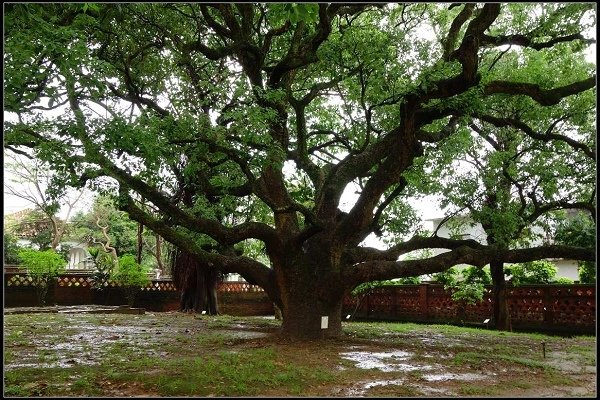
[{"xmin": 3, "ymin": 307, "xmax": 597, "ymax": 397}]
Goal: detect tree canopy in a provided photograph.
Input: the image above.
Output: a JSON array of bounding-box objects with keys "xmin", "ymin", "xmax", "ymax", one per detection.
[{"xmin": 4, "ymin": 3, "xmax": 596, "ymax": 338}]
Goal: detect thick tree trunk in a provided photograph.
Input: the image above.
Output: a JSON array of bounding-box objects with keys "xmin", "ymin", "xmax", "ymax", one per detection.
[
  {"xmin": 179, "ymin": 264, "xmax": 220, "ymax": 315},
  {"xmin": 274, "ymin": 246, "xmax": 346, "ymax": 339},
  {"xmin": 192, "ymin": 265, "xmax": 206, "ymax": 312},
  {"xmin": 280, "ymin": 294, "xmax": 344, "ymax": 339},
  {"xmin": 205, "ymin": 268, "xmax": 219, "ymax": 315},
  {"xmin": 490, "ymin": 260, "xmax": 511, "ymax": 331}
]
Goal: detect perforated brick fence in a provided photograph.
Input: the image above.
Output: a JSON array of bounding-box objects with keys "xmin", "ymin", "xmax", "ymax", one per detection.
[
  {"xmin": 343, "ymin": 283, "xmax": 596, "ymax": 334},
  {"xmin": 4, "ymin": 269, "xmax": 594, "ymax": 333}
]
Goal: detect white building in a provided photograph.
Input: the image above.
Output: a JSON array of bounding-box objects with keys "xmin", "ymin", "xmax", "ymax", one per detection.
[
  {"xmin": 424, "ymin": 215, "xmax": 580, "ymax": 281},
  {"xmin": 63, "ymin": 242, "xmax": 96, "ymax": 270}
]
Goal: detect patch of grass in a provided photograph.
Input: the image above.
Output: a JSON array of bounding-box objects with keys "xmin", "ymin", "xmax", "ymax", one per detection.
[
  {"xmin": 567, "ymin": 344, "xmax": 597, "ymax": 364},
  {"xmin": 3, "ymin": 384, "xmax": 29, "ymax": 397},
  {"xmin": 37, "ymin": 348, "xmax": 60, "ymax": 363},
  {"xmin": 459, "ymin": 383, "xmax": 500, "ymax": 395},
  {"xmin": 72, "ymin": 376, "xmax": 94, "ymax": 392},
  {"xmin": 509, "ymin": 378, "xmax": 535, "ymax": 390},
  {"xmin": 245, "ymin": 316, "xmax": 282, "ymax": 328},
  {"xmin": 4, "ymin": 329, "xmax": 30, "ymax": 346},
  {"xmin": 4, "ymin": 349, "xmax": 15, "ymax": 364},
  {"xmin": 543, "ymin": 371, "xmax": 577, "ymax": 386},
  {"xmin": 342, "ymin": 322, "xmax": 388, "ymax": 338},
  {"xmin": 195, "ymin": 331, "xmax": 230, "ymax": 346},
  {"xmin": 451, "ymin": 351, "xmax": 490, "ymax": 368},
  {"xmin": 126, "ymin": 346, "xmax": 334, "ymax": 397},
  {"xmin": 203, "ymin": 314, "xmax": 237, "ymax": 328},
  {"xmin": 4, "ymin": 366, "xmax": 102, "ymax": 397},
  {"xmin": 451, "ymin": 350, "xmax": 548, "ymax": 371},
  {"xmin": 407, "ymin": 369, "xmax": 425, "ymax": 380},
  {"xmin": 497, "ymin": 354, "xmax": 549, "ymax": 369},
  {"xmin": 4, "ymin": 312, "xmax": 595, "ymax": 397}
]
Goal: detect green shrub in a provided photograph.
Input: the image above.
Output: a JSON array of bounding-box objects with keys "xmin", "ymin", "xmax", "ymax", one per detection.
[
  {"xmin": 443, "ymin": 266, "xmax": 490, "ymax": 306},
  {"xmin": 553, "ymin": 277, "xmax": 574, "ymax": 285},
  {"xmin": 577, "ymin": 261, "xmax": 596, "ymax": 284},
  {"xmin": 461, "ymin": 265, "xmax": 492, "ymax": 285},
  {"xmin": 505, "ymin": 260, "xmax": 557, "ymax": 285},
  {"xmin": 17, "ymin": 249, "xmax": 66, "ymax": 305},
  {"xmin": 351, "ymin": 280, "xmax": 387, "ymax": 296},
  {"xmin": 350, "ymin": 276, "xmax": 422, "ymax": 296},
  {"xmin": 553, "ymin": 213, "xmax": 595, "ymax": 284},
  {"xmin": 111, "ymin": 254, "xmax": 151, "ymax": 306},
  {"xmin": 397, "ymin": 276, "xmax": 421, "ymax": 285},
  {"xmin": 431, "ymin": 267, "xmax": 459, "ymax": 286},
  {"xmin": 449, "ymin": 282, "xmax": 486, "ymax": 305}
]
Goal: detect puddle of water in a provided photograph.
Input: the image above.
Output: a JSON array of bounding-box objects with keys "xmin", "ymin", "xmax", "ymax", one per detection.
[
  {"xmin": 343, "ymin": 378, "xmax": 406, "ymax": 396},
  {"xmin": 415, "ymin": 385, "xmax": 454, "ymax": 396},
  {"xmin": 422, "ymin": 352, "xmax": 453, "ymax": 359},
  {"xmin": 364, "ymin": 379, "xmax": 405, "ymax": 389},
  {"xmin": 422, "ymin": 372, "xmax": 487, "ymax": 382},
  {"xmin": 5, "ymin": 357, "xmax": 98, "ymax": 371},
  {"xmin": 340, "ymin": 350, "xmax": 433, "ymax": 372}
]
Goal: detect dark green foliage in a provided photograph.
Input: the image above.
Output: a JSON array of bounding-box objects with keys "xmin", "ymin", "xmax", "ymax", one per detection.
[
  {"xmin": 553, "ymin": 277, "xmax": 574, "ymax": 285},
  {"xmin": 450, "ymin": 282, "xmax": 486, "ymax": 306},
  {"xmin": 445, "ymin": 266, "xmax": 491, "ymax": 305},
  {"xmin": 56, "ymin": 243, "xmax": 72, "ymax": 263},
  {"xmin": 351, "ymin": 276, "xmax": 421, "ymax": 297},
  {"xmin": 13, "ymin": 209, "xmax": 54, "ymax": 251},
  {"xmin": 397, "ymin": 276, "xmax": 422, "ymax": 285},
  {"xmin": 67, "ymin": 197, "xmax": 138, "ymax": 257}
]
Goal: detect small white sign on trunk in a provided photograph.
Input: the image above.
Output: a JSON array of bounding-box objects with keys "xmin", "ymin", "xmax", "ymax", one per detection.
[{"xmin": 321, "ymin": 316, "xmax": 329, "ymax": 329}]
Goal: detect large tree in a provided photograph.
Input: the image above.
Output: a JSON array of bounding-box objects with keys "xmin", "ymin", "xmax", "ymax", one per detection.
[{"xmin": 4, "ymin": 3, "xmax": 596, "ymax": 339}]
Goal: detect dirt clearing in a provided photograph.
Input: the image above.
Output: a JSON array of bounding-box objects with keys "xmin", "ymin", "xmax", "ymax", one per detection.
[{"xmin": 3, "ymin": 308, "xmax": 596, "ymax": 397}]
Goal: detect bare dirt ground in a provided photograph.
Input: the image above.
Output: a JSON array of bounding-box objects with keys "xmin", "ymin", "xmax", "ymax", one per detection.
[{"xmin": 3, "ymin": 306, "xmax": 597, "ymax": 397}]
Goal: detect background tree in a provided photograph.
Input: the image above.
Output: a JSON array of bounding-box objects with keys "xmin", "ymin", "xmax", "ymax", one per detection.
[
  {"xmin": 67, "ymin": 196, "xmax": 137, "ymax": 256},
  {"xmin": 7, "ymin": 208, "xmax": 55, "ymax": 250},
  {"xmin": 3, "ymin": 232, "xmax": 23, "ymax": 264},
  {"xmin": 170, "ymin": 246, "xmax": 221, "ymax": 314},
  {"xmin": 4, "ymin": 3, "xmax": 595, "ymax": 339},
  {"xmin": 4, "ymin": 152, "xmax": 87, "ymax": 250},
  {"xmin": 413, "ymin": 40, "xmax": 596, "ymax": 329},
  {"xmin": 66, "ymin": 195, "xmax": 171, "ymax": 271}
]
